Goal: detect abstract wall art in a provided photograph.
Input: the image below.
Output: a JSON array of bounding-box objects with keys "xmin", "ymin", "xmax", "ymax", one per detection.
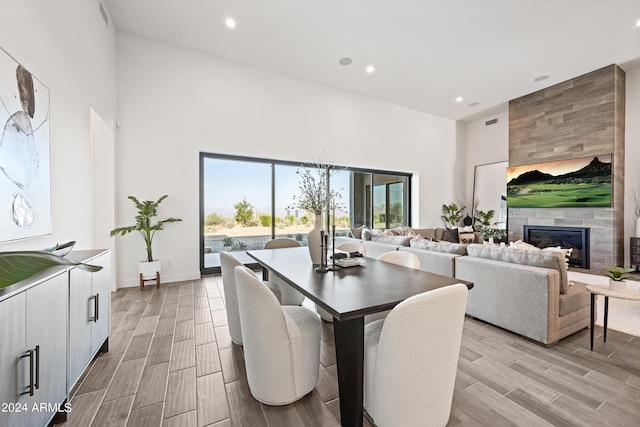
[{"xmin": 0, "ymin": 47, "xmax": 51, "ymax": 243}]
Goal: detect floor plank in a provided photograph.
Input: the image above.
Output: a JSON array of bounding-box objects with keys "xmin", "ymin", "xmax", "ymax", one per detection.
[{"xmin": 55, "ymin": 279, "xmax": 640, "ymax": 427}]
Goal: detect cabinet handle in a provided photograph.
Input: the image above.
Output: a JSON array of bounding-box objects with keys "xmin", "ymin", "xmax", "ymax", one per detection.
[
  {"xmin": 95, "ymin": 293, "xmax": 100, "ymax": 322},
  {"xmin": 34, "ymin": 345, "xmax": 40, "ymax": 390},
  {"xmin": 20, "ymin": 349, "xmax": 35, "ymax": 396},
  {"xmin": 89, "ymin": 295, "xmax": 97, "ymax": 322}
]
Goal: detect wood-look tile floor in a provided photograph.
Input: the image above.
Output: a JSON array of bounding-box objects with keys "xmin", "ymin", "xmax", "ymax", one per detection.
[{"xmin": 55, "ymin": 276, "xmax": 640, "ymax": 427}]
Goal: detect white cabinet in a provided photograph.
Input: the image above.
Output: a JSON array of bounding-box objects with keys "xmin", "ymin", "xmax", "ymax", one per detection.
[
  {"xmin": 67, "ymin": 251, "xmax": 111, "ymax": 391},
  {"xmin": 0, "ymin": 271, "xmax": 68, "ymax": 427}
]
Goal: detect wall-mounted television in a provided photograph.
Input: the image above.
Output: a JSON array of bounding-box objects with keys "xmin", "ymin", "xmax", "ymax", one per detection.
[{"xmin": 507, "ymin": 154, "xmax": 612, "ymax": 208}]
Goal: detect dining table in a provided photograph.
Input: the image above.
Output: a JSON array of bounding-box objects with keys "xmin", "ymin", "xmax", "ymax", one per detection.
[{"xmin": 247, "ymin": 246, "xmax": 473, "ymax": 427}]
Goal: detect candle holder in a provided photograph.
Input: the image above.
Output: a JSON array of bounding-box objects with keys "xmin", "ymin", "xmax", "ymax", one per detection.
[
  {"xmin": 315, "ymin": 230, "xmax": 328, "ymax": 273},
  {"xmin": 326, "ymin": 224, "xmax": 340, "ymax": 271}
]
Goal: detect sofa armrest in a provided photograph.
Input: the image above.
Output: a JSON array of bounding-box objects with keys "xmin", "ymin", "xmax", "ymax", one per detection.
[{"xmin": 455, "ymin": 256, "xmax": 559, "ymax": 344}]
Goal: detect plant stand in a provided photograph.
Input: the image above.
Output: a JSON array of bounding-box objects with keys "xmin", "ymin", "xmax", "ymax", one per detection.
[{"xmin": 139, "ymin": 271, "xmax": 160, "ymax": 290}]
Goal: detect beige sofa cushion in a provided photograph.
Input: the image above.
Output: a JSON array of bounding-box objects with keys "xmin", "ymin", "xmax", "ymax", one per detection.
[
  {"xmin": 410, "ymin": 237, "xmax": 468, "ymax": 255},
  {"xmin": 371, "ymin": 235, "xmax": 412, "ymax": 246},
  {"xmin": 466, "ymin": 243, "xmax": 569, "ymax": 293},
  {"xmin": 558, "ymin": 281, "xmax": 590, "ymax": 316}
]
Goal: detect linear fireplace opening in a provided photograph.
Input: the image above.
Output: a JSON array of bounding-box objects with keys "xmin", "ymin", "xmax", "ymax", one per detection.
[{"xmin": 523, "ymin": 225, "xmax": 591, "ymax": 269}]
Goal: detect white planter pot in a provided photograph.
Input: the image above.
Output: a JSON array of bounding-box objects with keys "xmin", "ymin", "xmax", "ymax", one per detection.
[
  {"xmin": 609, "ymin": 279, "xmax": 626, "ymax": 292},
  {"xmin": 636, "ymin": 217, "xmax": 640, "ymax": 237},
  {"xmin": 307, "ymin": 215, "xmax": 323, "ymax": 265},
  {"xmin": 139, "ymin": 260, "xmax": 161, "ymax": 279}
]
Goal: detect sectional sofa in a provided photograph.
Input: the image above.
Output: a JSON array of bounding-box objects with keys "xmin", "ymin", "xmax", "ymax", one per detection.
[{"xmin": 335, "ymin": 227, "xmax": 592, "ymax": 345}]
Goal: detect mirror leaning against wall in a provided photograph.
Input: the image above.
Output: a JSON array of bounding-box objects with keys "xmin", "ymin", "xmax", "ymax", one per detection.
[{"xmin": 472, "ymin": 161, "xmax": 508, "ymax": 231}]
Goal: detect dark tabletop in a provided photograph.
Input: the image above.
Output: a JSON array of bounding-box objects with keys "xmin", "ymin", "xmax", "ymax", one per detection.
[{"xmin": 247, "ymin": 246, "xmax": 473, "ymax": 321}]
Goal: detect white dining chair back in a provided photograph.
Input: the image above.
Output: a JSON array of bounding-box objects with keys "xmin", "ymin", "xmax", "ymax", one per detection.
[
  {"xmin": 376, "ymin": 250, "xmax": 420, "ymax": 269},
  {"xmin": 264, "ymin": 238, "xmax": 306, "ymax": 305},
  {"xmin": 264, "ymin": 238, "xmax": 302, "ymax": 249},
  {"xmin": 336, "ymin": 241, "xmax": 367, "ymax": 256},
  {"xmin": 219, "ymin": 251, "xmax": 281, "ymax": 345},
  {"xmin": 364, "ymin": 284, "xmax": 468, "ymax": 427},
  {"xmin": 234, "ymin": 265, "xmax": 321, "ymax": 405}
]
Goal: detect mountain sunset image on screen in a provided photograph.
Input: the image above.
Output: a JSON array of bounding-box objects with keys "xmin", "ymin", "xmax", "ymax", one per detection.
[{"xmin": 506, "ymin": 154, "xmax": 612, "ymax": 208}]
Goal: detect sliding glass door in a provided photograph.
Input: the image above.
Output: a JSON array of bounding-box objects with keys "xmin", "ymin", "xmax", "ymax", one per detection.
[{"xmin": 200, "ymin": 153, "xmax": 411, "ymax": 274}]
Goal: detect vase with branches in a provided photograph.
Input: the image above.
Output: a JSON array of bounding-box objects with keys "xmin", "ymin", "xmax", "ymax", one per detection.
[{"xmin": 289, "ymin": 163, "xmax": 343, "ymax": 264}]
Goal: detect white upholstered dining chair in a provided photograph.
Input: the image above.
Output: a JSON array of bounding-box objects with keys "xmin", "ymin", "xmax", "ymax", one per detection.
[
  {"xmin": 234, "ymin": 265, "xmax": 321, "ymax": 405},
  {"xmin": 364, "ymin": 283, "xmax": 468, "ymax": 427},
  {"xmin": 264, "ymin": 238, "xmax": 306, "ymax": 305},
  {"xmin": 219, "ymin": 251, "xmax": 282, "ymax": 345},
  {"xmin": 377, "ymin": 250, "xmax": 420, "ymax": 269},
  {"xmin": 361, "ymin": 250, "xmax": 422, "ymax": 324}
]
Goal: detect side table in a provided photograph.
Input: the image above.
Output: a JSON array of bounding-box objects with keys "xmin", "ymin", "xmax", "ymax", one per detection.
[{"xmin": 585, "ymin": 284, "xmax": 640, "ymax": 350}]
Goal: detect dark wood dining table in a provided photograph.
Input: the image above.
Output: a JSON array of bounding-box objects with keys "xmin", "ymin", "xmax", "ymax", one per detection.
[{"xmin": 247, "ymin": 246, "xmax": 473, "ymax": 427}]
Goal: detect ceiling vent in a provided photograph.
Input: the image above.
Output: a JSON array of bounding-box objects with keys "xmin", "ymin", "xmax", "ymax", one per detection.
[
  {"xmin": 485, "ymin": 118, "xmax": 498, "ymax": 126},
  {"xmin": 99, "ymin": 2, "xmax": 109, "ymax": 26}
]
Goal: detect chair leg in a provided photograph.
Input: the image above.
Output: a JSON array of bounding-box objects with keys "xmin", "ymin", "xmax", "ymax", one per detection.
[
  {"xmin": 139, "ymin": 273, "xmax": 144, "ymax": 290},
  {"xmin": 156, "ymin": 272, "xmax": 161, "ymax": 289}
]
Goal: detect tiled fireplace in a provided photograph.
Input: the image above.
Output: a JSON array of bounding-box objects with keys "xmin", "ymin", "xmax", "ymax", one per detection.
[{"xmin": 523, "ymin": 225, "xmax": 590, "ymax": 269}]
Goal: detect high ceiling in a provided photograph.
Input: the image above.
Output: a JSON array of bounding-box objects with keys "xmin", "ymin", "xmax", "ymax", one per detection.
[{"xmin": 103, "ymin": 0, "xmax": 640, "ymax": 121}]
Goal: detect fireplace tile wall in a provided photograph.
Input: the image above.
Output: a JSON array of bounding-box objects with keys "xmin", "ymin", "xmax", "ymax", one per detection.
[{"xmin": 508, "ymin": 65, "xmax": 625, "ymax": 272}]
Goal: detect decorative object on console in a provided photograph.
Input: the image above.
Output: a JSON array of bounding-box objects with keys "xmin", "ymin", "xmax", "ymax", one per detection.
[
  {"xmin": 602, "ymin": 265, "xmax": 634, "ymax": 292},
  {"xmin": 110, "ymin": 195, "xmax": 182, "ymax": 288},
  {"xmin": 41, "ymin": 240, "xmax": 76, "ymax": 257},
  {"xmin": 0, "ymin": 47, "xmax": 52, "ymax": 243},
  {"xmin": 0, "ymin": 250, "xmax": 102, "ymax": 290},
  {"xmin": 507, "ymin": 154, "xmax": 612, "ymax": 208},
  {"xmin": 441, "ymin": 203, "xmax": 465, "ymax": 229}
]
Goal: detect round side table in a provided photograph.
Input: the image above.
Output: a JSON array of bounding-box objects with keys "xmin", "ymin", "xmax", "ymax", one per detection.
[{"xmin": 585, "ymin": 284, "xmax": 640, "ymax": 350}]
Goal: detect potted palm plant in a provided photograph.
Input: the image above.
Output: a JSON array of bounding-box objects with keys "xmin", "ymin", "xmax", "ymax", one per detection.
[
  {"xmin": 602, "ymin": 265, "xmax": 633, "ymax": 292},
  {"xmin": 110, "ymin": 195, "xmax": 182, "ymax": 280}
]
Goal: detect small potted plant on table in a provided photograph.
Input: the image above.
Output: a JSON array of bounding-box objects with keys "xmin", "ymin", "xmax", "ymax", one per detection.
[
  {"xmin": 110, "ymin": 195, "xmax": 181, "ymax": 289},
  {"xmin": 602, "ymin": 265, "xmax": 634, "ymax": 292}
]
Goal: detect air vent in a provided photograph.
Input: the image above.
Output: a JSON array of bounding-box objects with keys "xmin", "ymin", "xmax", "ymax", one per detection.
[
  {"xmin": 485, "ymin": 118, "xmax": 498, "ymax": 126},
  {"xmin": 99, "ymin": 2, "xmax": 109, "ymax": 26}
]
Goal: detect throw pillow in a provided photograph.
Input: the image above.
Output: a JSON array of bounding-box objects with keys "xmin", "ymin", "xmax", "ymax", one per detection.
[
  {"xmin": 350, "ymin": 225, "xmax": 366, "ymax": 239},
  {"xmin": 412, "ymin": 228, "xmax": 436, "ymax": 240},
  {"xmin": 542, "ymin": 246, "xmax": 573, "ymax": 265},
  {"xmin": 458, "ymin": 226, "xmax": 476, "ymax": 244},
  {"xmin": 362, "ymin": 228, "xmax": 372, "ymax": 241},
  {"xmin": 442, "ymin": 228, "xmax": 459, "ymax": 243}
]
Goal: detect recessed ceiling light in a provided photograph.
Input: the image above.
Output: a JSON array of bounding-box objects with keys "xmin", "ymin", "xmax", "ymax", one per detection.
[
  {"xmin": 171, "ymin": 34, "xmax": 180, "ymax": 41},
  {"xmin": 365, "ymin": 65, "xmax": 375, "ymax": 73},
  {"xmin": 534, "ymin": 75, "xmax": 549, "ymax": 82},
  {"xmin": 339, "ymin": 57, "xmax": 352, "ymax": 66},
  {"xmin": 225, "ymin": 18, "xmax": 236, "ymax": 28},
  {"xmin": 468, "ymin": 102, "xmax": 479, "ymax": 107},
  {"xmin": 455, "ymin": 96, "xmax": 464, "ymax": 103},
  {"xmin": 635, "ymin": 19, "xmax": 640, "ymax": 27}
]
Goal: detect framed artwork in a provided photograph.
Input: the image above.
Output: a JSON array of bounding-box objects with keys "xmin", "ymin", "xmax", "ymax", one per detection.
[{"xmin": 0, "ymin": 47, "xmax": 51, "ymax": 243}]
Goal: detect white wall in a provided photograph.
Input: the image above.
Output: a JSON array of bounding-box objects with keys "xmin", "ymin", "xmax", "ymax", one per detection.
[
  {"xmin": 0, "ymin": 1, "xmax": 117, "ymax": 253},
  {"xmin": 625, "ymin": 67, "xmax": 640, "ymax": 266},
  {"xmin": 464, "ymin": 110, "xmax": 509, "ymax": 213},
  {"xmin": 115, "ymin": 34, "xmax": 461, "ymax": 287}
]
